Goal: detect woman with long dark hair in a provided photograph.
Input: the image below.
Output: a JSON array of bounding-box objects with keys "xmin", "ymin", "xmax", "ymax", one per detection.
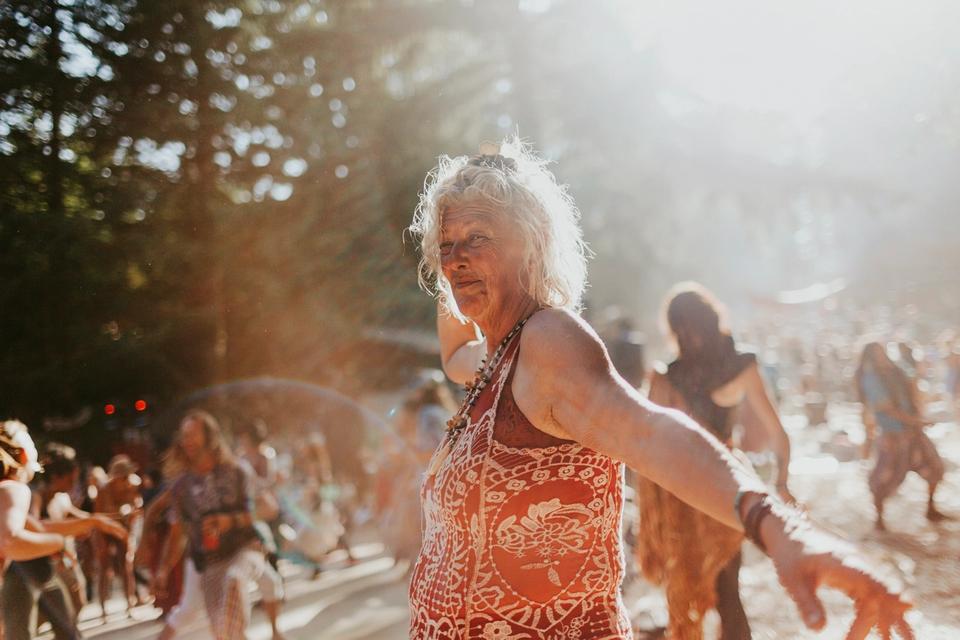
[
  {"xmin": 855, "ymin": 342, "xmax": 946, "ymax": 530},
  {"xmin": 636, "ymin": 283, "xmax": 795, "ymax": 640}
]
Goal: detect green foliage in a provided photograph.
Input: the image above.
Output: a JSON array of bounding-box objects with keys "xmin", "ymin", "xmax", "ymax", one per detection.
[{"xmin": 9, "ymin": 0, "xmax": 948, "ymax": 425}]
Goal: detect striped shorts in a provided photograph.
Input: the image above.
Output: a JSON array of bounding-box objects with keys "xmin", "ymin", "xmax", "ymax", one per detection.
[{"xmin": 200, "ymin": 544, "xmax": 281, "ymax": 640}]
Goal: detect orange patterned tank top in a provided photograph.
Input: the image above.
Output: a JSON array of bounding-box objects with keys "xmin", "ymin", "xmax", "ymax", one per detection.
[{"xmin": 409, "ymin": 335, "xmax": 632, "ymax": 639}]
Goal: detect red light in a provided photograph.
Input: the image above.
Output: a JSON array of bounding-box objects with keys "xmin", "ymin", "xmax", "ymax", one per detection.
[
  {"xmin": 134, "ymin": 399, "xmax": 147, "ymax": 412},
  {"xmin": 104, "ymin": 404, "xmax": 116, "ymax": 416}
]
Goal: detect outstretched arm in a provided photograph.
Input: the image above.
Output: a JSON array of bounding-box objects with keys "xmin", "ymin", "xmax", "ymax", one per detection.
[
  {"xmin": 38, "ymin": 514, "xmax": 128, "ymax": 541},
  {"xmin": 514, "ymin": 310, "xmax": 762, "ymax": 529},
  {"xmin": 513, "ymin": 309, "xmax": 911, "ymax": 637}
]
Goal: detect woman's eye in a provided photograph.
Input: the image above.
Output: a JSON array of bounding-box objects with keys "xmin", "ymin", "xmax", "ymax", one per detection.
[
  {"xmin": 439, "ymin": 242, "xmax": 453, "ymax": 255},
  {"xmin": 469, "ymin": 234, "xmax": 488, "ymax": 245}
]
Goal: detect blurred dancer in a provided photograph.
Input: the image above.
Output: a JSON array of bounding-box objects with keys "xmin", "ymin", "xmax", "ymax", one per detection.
[
  {"xmin": 944, "ymin": 341, "xmax": 960, "ymax": 421},
  {"xmin": 30, "ymin": 444, "xmax": 92, "ymax": 627},
  {"xmin": 235, "ymin": 420, "xmax": 286, "ymax": 640},
  {"xmin": 636, "ymin": 284, "xmax": 796, "ymax": 640},
  {"xmin": 154, "ymin": 411, "xmax": 283, "ymax": 640},
  {"xmin": 856, "ymin": 342, "xmax": 948, "ymax": 530},
  {"xmin": 301, "ymin": 433, "xmax": 357, "ymax": 566},
  {"xmin": 1, "ymin": 422, "xmax": 126, "ymax": 640},
  {"xmin": 93, "ymin": 454, "xmax": 144, "ymax": 619},
  {"xmin": 378, "ymin": 377, "xmax": 453, "ymax": 567}
]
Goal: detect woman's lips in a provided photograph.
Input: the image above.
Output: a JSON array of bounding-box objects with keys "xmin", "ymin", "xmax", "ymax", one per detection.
[{"xmin": 455, "ymin": 279, "xmax": 481, "ymax": 289}]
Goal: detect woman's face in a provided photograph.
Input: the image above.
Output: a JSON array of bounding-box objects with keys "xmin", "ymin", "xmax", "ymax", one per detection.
[
  {"xmin": 178, "ymin": 418, "xmax": 207, "ymax": 461},
  {"xmin": 439, "ymin": 202, "xmax": 527, "ymax": 326}
]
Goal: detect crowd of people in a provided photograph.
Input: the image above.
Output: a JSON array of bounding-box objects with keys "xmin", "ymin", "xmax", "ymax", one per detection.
[{"xmin": 0, "ymin": 412, "xmax": 372, "ymax": 640}]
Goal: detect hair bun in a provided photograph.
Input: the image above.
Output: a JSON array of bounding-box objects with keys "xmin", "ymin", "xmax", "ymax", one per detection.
[{"xmin": 468, "ymin": 153, "xmax": 518, "ymax": 174}]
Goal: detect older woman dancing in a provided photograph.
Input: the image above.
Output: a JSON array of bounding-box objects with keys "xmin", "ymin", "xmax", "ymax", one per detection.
[{"xmin": 406, "ymin": 139, "xmax": 913, "ymax": 639}]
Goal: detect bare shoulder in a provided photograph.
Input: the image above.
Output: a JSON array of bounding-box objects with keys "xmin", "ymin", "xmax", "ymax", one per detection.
[{"xmin": 519, "ymin": 308, "xmax": 609, "ymax": 372}]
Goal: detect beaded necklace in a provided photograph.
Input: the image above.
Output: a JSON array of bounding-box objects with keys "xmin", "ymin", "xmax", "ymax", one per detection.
[{"xmin": 427, "ymin": 315, "xmax": 530, "ymax": 475}]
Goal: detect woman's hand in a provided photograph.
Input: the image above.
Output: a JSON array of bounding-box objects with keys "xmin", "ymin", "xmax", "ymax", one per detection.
[
  {"xmin": 764, "ymin": 514, "xmax": 913, "ymax": 639},
  {"xmin": 775, "ymin": 482, "xmax": 801, "ymax": 508}
]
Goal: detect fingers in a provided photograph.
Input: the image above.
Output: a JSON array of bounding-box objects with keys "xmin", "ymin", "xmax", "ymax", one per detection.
[
  {"xmin": 880, "ymin": 620, "xmax": 892, "ymax": 640},
  {"xmin": 845, "ymin": 604, "xmax": 876, "ymax": 640},
  {"xmin": 872, "ymin": 610, "xmax": 915, "ymax": 640},
  {"xmin": 781, "ymin": 570, "xmax": 827, "ymax": 630},
  {"xmin": 842, "ymin": 589, "xmax": 916, "ymax": 640},
  {"xmin": 894, "ymin": 617, "xmax": 915, "ymax": 640}
]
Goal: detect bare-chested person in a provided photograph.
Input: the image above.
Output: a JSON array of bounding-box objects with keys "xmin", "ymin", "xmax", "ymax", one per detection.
[{"xmin": 93, "ymin": 454, "xmax": 144, "ymax": 620}]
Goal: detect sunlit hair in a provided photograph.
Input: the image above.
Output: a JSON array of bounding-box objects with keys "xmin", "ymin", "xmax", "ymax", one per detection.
[
  {"xmin": 661, "ymin": 282, "xmax": 731, "ymax": 359},
  {"xmin": 0, "ymin": 420, "xmax": 40, "ymax": 481},
  {"xmin": 409, "ymin": 136, "xmax": 588, "ymax": 319},
  {"xmin": 163, "ymin": 409, "xmax": 233, "ymax": 478}
]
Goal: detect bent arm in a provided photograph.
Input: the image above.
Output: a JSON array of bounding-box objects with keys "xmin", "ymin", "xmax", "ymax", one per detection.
[
  {"xmin": 0, "ymin": 483, "xmax": 65, "ymax": 560},
  {"xmin": 743, "ymin": 364, "xmax": 792, "ymax": 489},
  {"xmin": 514, "ymin": 310, "xmax": 766, "ymax": 530},
  {"xmin": 437, "ymin": 304, "xmax": 485, "ymax": 384}
]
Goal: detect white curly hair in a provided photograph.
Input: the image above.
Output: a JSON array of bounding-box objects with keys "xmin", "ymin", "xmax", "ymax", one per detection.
[{"xmin": 409, "ymin": 136, "xmax": 589, "ymax": 319}]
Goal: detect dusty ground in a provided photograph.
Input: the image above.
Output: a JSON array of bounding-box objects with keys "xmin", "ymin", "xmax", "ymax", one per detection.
[{"xmin": 628, "ymin": 403, "xmax": 960, "ymax": 639}]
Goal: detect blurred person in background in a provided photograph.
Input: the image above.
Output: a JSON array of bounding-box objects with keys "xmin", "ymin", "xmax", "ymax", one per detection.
[
  {"xmin": 300, "ymin": 432, "xmax": 358, "ymax": 566},
  {"xmin": 856, "ymin": 342, "xmax": 948, "ymax": 531},
  {"xmin": 235, "ymin": 420, "xmax": 282, "ymax": 554},
  {"xmin": 79, "ymin": 467, "xmax": 106, "ymax": 515},
  {"xmin": 1, "ymin": 422, "xmax": 126, "ymax": 640},
  {"xmin": 235, "ymin": 419, "xmax": 287, "ymax": 640},
  {"xmin": 378, "ymin": 376, "xmax": 454, "ymax": 568},
  {"xmin": 76, "ymin": 466, "xmax": 106, "ymax": 606},
  {"xmin": 93, "ymin": 454, "xmax": 144, "ymax": 620},
  {"xmin": 153, "ymin": 410, "xmax": 283, "ymax": 640},
  {"xmin": 29, "ymin": 444, "xmax": 92, "ymax": 630},
  {"xmin": 944, "ymin": 340, "xmax": 960, "ymax": 421},
  {"xmin": 600, "ymin": 312, "xmax": 647, "ymax": 390},
  {"xmin": 636, "ymin": 284, "xmax": 796, "ymax": 640}
]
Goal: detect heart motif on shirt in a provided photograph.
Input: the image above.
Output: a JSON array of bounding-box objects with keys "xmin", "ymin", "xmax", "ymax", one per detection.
[{"xmin": 486, "ymin": 478, "xmax": 599, "ymax": 605}]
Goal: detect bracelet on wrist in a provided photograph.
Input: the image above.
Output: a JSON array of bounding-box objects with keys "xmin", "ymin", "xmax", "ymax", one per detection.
[
  {"xmin": 734, "ymin": 490, "xmax": 779, "ymax": 552},
  {"xmin": 742, "ymin": 495, "xmax": 776, "ymax": 553}
]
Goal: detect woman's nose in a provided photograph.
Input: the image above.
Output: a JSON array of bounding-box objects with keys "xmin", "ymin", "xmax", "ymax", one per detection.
[{"xmin": 441, "ymin": 242, "xmax": 467, "ymax": 267}]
